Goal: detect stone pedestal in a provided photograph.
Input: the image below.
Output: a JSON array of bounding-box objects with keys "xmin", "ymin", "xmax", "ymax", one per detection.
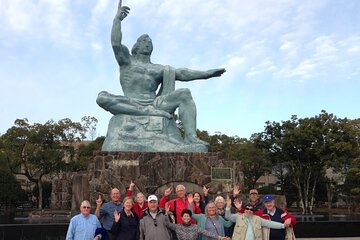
[
  {"xmin": 102, "ymin": 114, "xmax": 208, "ymax": 152},
  {"xmin": 51, "ymin": 151, "xmax": 243, "ymax": 210}
]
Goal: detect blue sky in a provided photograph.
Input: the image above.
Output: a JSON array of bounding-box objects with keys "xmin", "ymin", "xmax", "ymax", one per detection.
[{"xmin": 1, "ymin": 0, "xmax": 360, "ymax": 139}]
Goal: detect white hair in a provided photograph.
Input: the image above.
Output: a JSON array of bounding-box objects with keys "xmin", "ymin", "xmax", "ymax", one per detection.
[{"xmin": 176, "ymin": 184, "xmax": 186, "ymax": 192}]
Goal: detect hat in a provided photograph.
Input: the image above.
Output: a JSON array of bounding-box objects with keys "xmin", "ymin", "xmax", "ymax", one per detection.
[
  {"xmin": 262, "ymin": 195, "xmax": 274, "ymax": 202},
  {"xmin": 249, "ymin": 189, "xmax": 258, "ymax": 194},
  {"xmin": 147, "ymin": 195, "xmax": 158, "ymax": 202}
]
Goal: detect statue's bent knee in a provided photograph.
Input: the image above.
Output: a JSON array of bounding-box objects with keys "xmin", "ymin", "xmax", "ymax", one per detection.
[
  {"xmin": 96, "ymin": 91, "xmax": 109, "ymax": 106},
  {"xmin": 176, "ymin": 88, "xmax": 193, "ymax": 101}
]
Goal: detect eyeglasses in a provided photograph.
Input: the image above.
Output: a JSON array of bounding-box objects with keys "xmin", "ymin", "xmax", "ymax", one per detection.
[
  {"xmin": 82, "ymin": 206, "xmax": 91, "ymax": 209},
  {"xmin": 153, "ymin": 218, "xmax": 157, "ymax": 227},
  {"xmin": 245, "ymin": 207, "xmax": 254, "ymax": 211}
]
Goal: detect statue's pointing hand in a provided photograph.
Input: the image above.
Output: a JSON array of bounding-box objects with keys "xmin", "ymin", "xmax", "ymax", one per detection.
[
  {"xmin": 118, "ymin": 6, "xmax": 130, "ymax": 21},
  {"xmin": 207, "ymin": 68, "xmax": 226, "ymax": 78}
]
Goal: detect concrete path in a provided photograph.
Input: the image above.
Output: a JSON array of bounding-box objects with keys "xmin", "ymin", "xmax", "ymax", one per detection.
[{"xmin": 298, "ymin": 238, "xmax": 360, "ymax": 240}]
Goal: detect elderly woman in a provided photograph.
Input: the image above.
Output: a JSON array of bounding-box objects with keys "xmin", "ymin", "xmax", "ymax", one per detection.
[
  {"xmin": 188, "ymin": 195, "xmax": 232, "ymax": 240},
  {"xmin": 214, "ymin": 195, "xmax": 235, "ymax": 238},
  {"xmin": 111, "ymin": 196, "xmax": 139, "ymax": 240},
  {"xmin": 166, "ymin": 209, "xmax": 229, "ymax": 240}
]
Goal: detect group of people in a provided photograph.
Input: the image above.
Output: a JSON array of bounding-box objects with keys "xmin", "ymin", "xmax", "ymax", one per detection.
[{"xmin": 65, "ymin": 182, "xmax": 296, "ymax": 240}]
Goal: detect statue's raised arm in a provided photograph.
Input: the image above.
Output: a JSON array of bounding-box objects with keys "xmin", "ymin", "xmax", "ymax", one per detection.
[{"xmin": 111, "ymin": 1, "xmax": 130, "ymax": 66}]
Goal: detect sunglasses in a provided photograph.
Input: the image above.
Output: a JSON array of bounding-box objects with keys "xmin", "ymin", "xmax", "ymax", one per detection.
[
  {"xmin": 82, "ymin": 206, "xmax": 91, "ymax": 209},
  {"xmin": 245, "ymin": 207, "xmax": 254, "ymax": 211},
  {"xmin": 153, "ymin": 218, "xmax": 157, "ymax": 227}
]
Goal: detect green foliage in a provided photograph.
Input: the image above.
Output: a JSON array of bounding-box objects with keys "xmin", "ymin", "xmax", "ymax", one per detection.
[
  {"xmin": 257, "ymin": 185, "xmax": 278, "ymax": 195},
  {"xmin": 81, "ymin": 116, "xmax": 98, "ymax": 140},
  {"xmin": 68, "ymin": 136, "xmax": 105, "ymax": 171},
  {"xmin": 198, "ymin": 130, "xmax": 272, "ymax": 189},
  {"xmin": 0, "ymin": 170, "xmax": 28, "ymax": 207},
  {"xmin": 0, "ymin": 117, "xmax": 95, "ymax": 209},
  {"xmin": 282, "ymin": 176, "xmax": 298, "ymax": 207},
  {"xmin": 236, "ymin": 140, "xmax": 272, "ymax": 190},
  {"xmin": 254, "ymin": 110, "xmax": 360, "ymax": 213},
  {"xmin": 32, "ymin": 181, "xmax": 52, "ymax": 209}
]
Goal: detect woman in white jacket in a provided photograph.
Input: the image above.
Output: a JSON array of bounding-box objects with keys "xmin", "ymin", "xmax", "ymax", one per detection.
[{"xmin": 224, "ymin": 198, "xmax": 290, "ymax": 240}]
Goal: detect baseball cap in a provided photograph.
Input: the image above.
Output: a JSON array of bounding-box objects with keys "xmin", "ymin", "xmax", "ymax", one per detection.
[
  {"xmin": 249, "ymin": 189, "xmax": 258, "ymax": 194},
  {"xmin": 147, "ymin": 195, "xmax": 158, "ymax": 202},
  {"xmin": 262, "ymin": 195, "xmax": 274, "ymax": 202}
]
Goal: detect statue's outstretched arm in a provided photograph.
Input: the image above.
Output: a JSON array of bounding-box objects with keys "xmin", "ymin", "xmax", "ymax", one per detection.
[
  {"xmin": 111, "ymin": 1, "xmax": 130, "ymax": 65},
  {"xmin": 175, "ymin": 68, "xmax": 226, "ymax": 81}
]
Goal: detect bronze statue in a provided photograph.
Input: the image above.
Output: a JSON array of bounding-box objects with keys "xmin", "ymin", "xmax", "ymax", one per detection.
[{"xmin": 97, "ymin": 1, "xmax": 225, "ymax": 152}]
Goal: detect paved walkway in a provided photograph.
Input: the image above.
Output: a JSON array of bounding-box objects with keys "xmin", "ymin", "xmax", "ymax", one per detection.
[{"xmin": 298, "ymin": 238, "xmax": 360, "ymax": 240}]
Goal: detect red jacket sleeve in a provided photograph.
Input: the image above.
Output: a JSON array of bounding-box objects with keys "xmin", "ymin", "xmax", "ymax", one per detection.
[
  {"xmin": 159, "ymin": 195, "xmax": 172, "ymax": 210},
  {"xmin": 126, "ymin": 189, "xmax": 132, "ymax": 197},
  {"xmin": 282, "ymin": 208, "xmax": 297, "ymax": 226}
]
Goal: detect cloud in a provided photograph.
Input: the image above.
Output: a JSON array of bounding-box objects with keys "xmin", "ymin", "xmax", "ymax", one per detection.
[{"xmin": 0, "ymin": 0, "xmax": 77, "ymax": 46}]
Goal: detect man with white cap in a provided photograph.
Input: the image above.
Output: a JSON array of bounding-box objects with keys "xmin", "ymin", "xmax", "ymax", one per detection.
[{"xmin": 139, "ymin": 195, "xmax": 171, "ymax": 240}]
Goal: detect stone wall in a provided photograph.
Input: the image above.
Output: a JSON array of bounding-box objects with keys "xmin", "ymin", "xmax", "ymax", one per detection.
[{"xmin": 51, "ymin": 151, "xmax": 244, "ymax": 210}]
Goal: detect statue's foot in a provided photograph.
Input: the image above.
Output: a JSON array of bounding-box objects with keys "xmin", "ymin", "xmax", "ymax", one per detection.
[
  {"xmin": 145, "ymin": 106, "xmax": 172, "ymax": 119},
  {"xmin": 184, "ymin": 135, "xmax": 209, "ymax": 146}
]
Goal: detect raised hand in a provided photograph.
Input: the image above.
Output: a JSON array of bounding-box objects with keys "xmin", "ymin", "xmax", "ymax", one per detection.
[
  {"xmin": 225, "ymin": 195, "xmax": 232, "ymax": 208},
  {"xmin": 165, "ymin": 202, "xmax": 170, "ymax": 214},
  {"xmin": 96, "ymin": 194, "xmax": 102, "ymax": 206},
  {"xmin": 114, "ymin": 209, "xmax": 121, "ymax": 223},
  {"xmin": 115, "ymin": 3, "xmax": 130, "ymax": 21},
  {"xmin": 164, "ymin": 187, "xmax": 173, "ymax": 196},
  {"xmin": 129, "ymin": 180, "xmax": 135, "ymax": 190},
  {"xmin": 120, "ymin": 6, "xmax": 130, "ymax": 21},
  {"xmin": 233, "ymin": 185, "xmax": 241, "ymax": 197},
  {"xmin": 187, "ymin": 193, "xmax": 194, "ymax": 204},
  {"xmin": 203, "ymin": 185, "xmax": 209, "ymax": 196}
]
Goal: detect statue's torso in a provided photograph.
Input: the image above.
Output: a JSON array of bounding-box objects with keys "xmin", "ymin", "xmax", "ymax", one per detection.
[{"xmin": 120, "ymin": 61, "xmax": 163, "ymax": 100}]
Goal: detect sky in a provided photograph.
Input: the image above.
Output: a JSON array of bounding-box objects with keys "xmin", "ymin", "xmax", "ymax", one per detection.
[{"xmin": 1, "ymin": 0, "xmax": 360, "ymax": 139}]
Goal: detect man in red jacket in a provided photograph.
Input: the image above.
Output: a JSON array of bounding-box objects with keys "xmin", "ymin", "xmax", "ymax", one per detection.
[
  {"xmin": 159, "ymin": 184, "xmax": 201, "ymax": 224},
  {"xmin": 256, "ymin": 195, "xmax": 296, "ymax": 240}
]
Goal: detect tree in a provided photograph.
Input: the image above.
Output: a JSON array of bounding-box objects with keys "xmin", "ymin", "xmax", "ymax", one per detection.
[
  {"xmin": 81, "ymin": 116, "xmax": 98, "ymax": 140},
  {"xmin": 32, "ymin": 181, "xmax": 52, "ymax": 209},
  {"xmin": 68, "ymin": 136, "xmax": 105, "ymax": 171},
  {"xmin": 0, "ymin": 118, "xmax": 87, "ymax": 209},
  {"xmin": 256, "ymin": 111, "xmax": 359, "ymax": 214},
  {"xmin": 235, "ymin": 139, "xmax": 272, "ymax": 189},
  {"xmin": 0, "ymin": 169, "xmax": 27, "ymax": 210}
]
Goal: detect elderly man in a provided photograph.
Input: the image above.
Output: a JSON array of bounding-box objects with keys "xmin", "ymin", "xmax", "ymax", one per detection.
[
  {"xmin": 225, "ymin": 198, "xmax": 290, "ymax": 240},
  {"xmin": 159, "ymin": 184, "xmax": 201, "ymax": 224},
  {"xmin": 139, "ymin": 195, "xmax": 171, "ymax": 240},
  {"xmin": 256, "ymin": 195, "xmax": 296, "ymax": 240},
  {"xmin": 95, "ymin": 187, "xmax": 132, "ymax": 240},
  {"xmin": 247, "ymin": 188, "xmax": 264, "ymax": 212},
  {"xmin": 66, "ymin": 200, "xmax": 102, "ymax": 240}
]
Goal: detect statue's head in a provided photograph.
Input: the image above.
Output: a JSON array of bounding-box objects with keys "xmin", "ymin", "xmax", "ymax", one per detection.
[{"xmin": 131, "ymin": 34, "xmax": 153, "ymax": 56}]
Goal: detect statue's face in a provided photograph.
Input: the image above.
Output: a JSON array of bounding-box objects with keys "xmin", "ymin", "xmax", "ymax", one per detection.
[
  {"xmin": 138, "ymin": 37, "xmax": 153, "ymax": 55},
  {"xmin": 136, "ymin": 35, "xmax": 153, "ymax": 55}
]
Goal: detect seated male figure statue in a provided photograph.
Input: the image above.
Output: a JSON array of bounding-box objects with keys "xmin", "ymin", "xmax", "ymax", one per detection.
[{"xmin": 97, "ymin": 2, "xmax": 225, "ymax": 149}]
